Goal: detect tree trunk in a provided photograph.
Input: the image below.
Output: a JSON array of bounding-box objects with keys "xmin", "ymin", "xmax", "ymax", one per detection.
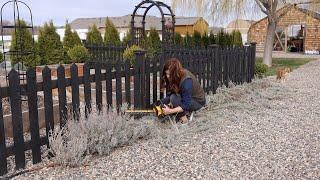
[{"xmin": 263, "ymin": 20, "xmax": 276, "ymax": 67}]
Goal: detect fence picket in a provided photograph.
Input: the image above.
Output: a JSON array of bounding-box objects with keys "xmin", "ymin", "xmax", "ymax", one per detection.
[
  {"xmin": 106, "ymin": 64, "xmax": 113, "ymax": 109},
  {"xmin": 71, "ymin": 64, "xmax": 80, "ymax": 120},
  {"xmin": 124, "ymin": 62, "xmax": 131, "ymax": 106},
  {"xmin": 206, "ymin": 49, "xmax": 210, "ymax": 92},
  {"xmin": 145, "ymin": 58, "xmax": 151, "ymax": 108},
  {"xmin": 83, "ymin": 63, "xmax": 92, "ymax": 118},
  {"xmin": 95, "ymin": 62, "xmax": 102, "ymax": 112},
  {"xmin": 152, "ymin": 58, "xmax": 158, "ymax": 105},
  {"xmin": 8, "ymin": 70, "xmax": 25, "ymax": 169},
  {"xmin": 115, "ymin": 62, "xmax": 122, "ymax": 111},
  {"xmin": 26, "ymin": 69, "xmax": 41, "ymax": 164},
  {"xmin": 159, "ymin": 53, "xmax": 164, "ymax": 99},
  {"xmin": 134, "ymin": 57, "xmax": 141, "ymax": 108},
  {"xmin": 57, "ymin": 65, "xmax": 67, "ymax": 128},
  {"xmin": 42, "ymin": 66, "xmax": 54, "ymax": 146}
]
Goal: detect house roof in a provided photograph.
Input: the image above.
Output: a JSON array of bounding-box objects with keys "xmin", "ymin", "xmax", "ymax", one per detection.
[
  {"xmin": 297, "ymin": 7, "xmax": 320, "ymax": 20},
  {"xmin": 208, "ymin": 26, "xmax": 224, "ymax": 34},
  {"xmin": 70, "ymin": 15, "xmax": 207, "ymax": 30},
  {"xmin": 227, "ymin": 19, "xmax": 255, "ymax": 29},
  {"xmin": 175, "ymin": 17, "xmax": 207, "ymax": 26},
  {"xmin": 250, "ymin": 4, "xmax": 320, "ymax": 28}
]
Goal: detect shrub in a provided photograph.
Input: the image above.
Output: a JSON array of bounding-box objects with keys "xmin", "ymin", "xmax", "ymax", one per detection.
[
  {"xmin": 67, "ymin": 45, "xmax": 89, "ymax": 63},
  {"xmin": 48, "ymin": 108, "xmax": 155, "ymax": 167},
  {"xmin": 123, "ymin": 45, "xmax": 143, "ymax": 66},
  {"xmin": 255, "ymin": 62, "xmax": 268, "ymax": 78}
]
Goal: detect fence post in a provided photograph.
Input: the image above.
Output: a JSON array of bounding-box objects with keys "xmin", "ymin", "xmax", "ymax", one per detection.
[
  {"xmin": 250, "ymin": 42, "xmax": 257, "ymax": 82},
  {"xmin": 134, "ymin": 50, "xmax": 146, "ymax": 109},
  {"xmin": 208, "ymin": 44, "xmax": 218, "ymax": 94}
]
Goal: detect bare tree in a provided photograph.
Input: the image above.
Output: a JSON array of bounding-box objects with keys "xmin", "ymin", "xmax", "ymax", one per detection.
[{"xmin": 172, "ymin": 0, "xmax": 320, "ymax": 67}]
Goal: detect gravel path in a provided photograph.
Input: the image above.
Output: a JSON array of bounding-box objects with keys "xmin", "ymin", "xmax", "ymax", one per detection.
[{"xmin": 8, "ymin": 60, "xmax": 320, "ymax": 179}]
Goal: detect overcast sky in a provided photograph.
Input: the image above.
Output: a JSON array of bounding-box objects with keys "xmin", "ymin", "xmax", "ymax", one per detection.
[{"xmin": 1, "ymin": 0, "xmax": 263, "ymax": 27}]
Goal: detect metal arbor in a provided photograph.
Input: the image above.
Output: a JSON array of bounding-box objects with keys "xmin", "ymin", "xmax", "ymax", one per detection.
[
  {"xmin": 0, "ymin": 0, "xmax": 36, "ymax": 92},
  {"xmin": 131, "ymin": 0, "xmax": 175, "ymax": 47}
]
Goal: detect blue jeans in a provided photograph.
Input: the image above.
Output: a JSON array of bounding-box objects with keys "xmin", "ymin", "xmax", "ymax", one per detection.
[{"xmin": 161, "ymin": 94, "xmax": 205, "ymax": 121}]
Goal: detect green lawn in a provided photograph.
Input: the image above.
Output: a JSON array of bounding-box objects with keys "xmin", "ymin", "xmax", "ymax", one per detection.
[{"xmin": 256, "ymin": 58, "xmax": 316, "ymax": 76}]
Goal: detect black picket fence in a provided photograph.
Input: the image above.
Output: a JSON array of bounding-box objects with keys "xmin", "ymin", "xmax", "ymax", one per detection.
[
  {"xmin": 85, "ymin": 43, "xmax": 126, "ymax": 64},
  {"xmin": 0, "ymin": 43, "xmax": 256, "ymax": 176}
]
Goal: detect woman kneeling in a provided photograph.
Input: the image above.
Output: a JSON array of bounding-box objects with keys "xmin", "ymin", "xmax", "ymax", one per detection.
[{"xmin": 159, "ymin": 58, "xmax": 206, "ymax": 124}]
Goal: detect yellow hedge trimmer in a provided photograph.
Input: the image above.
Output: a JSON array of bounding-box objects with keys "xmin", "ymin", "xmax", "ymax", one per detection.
[
  {"xmin": 125, "ymin": 105, "xmax": 165, "ymax": 118},
  {"xmin": 125, "ymin": 100, "xmax": 170, "ymax": 118}
]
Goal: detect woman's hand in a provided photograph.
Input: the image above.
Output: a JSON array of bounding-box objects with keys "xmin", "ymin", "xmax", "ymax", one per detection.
[{"xmin": 162, "ymin": 104, "xmax": 173, "ymax": 115}]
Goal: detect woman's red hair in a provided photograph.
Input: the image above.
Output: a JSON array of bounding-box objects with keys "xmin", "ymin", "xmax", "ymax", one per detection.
[{"xmin": 160, "ymin": 58, "xmax": 186, "ymax": 94}]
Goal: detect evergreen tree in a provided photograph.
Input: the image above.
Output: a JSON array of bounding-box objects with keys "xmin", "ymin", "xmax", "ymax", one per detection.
[
  {"xmin": 0, "ymin": 51, "xmax": 3, "ymax": 62},
  {"xmin": 122, "ymin": 29, "xmax": 133, "ymax": 45},
  {"xmin": 72, "ymin": 31, "xmax": 82, "ymax": 45},
  {"xmin": 201, "ymin": 32, "xmax": 209, "ymax": 47},
  {"xmin": 10, "ymin": 19, "xmax": 36, "ymax": 67},
  {"xmin": 37, "ymin": 21, "xmax": 65, "ymax": 65},
  {"xmin": 193, "ymin": 31, "xmax": 202, "ymax": 47},
  {"xmin": 216, "ymin": 30, "xmax": 226, "ymax": 45},
  {"xmin": 86, "ymin": 24, "xmax": 103, "ymax": 44},
  {"xmin": 183, "ymin": 33, "xmax": 192, "ymax": 47},
  {"xmin": 231, "ymin": 30, "xmax": 243, "ymax": 46},
  {"xmin": 63, "ymin": 23, "xmax": 81, "ymax": 51},
  {"xmin": 144, "ymin": 28, "xmax": 161, "ymax": 57},
  {"xmin": 208, "ymin": 31, "xmax": 216, "ymax": 45},
  {"xmin": 174, "ymin": 32, "xmax": 183, "ymax": 46},
  {"xmin": 104, "ymin": 18, "xmax": 120, "ymax": 45},
  {"xmin": 225, "ymin": 33, "xmax": 233, "ymax": 45}
]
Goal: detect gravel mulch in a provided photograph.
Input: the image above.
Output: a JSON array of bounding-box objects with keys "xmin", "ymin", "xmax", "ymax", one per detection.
[{"xmin": 5, "ymin": 60, "xmax": 320, "ymax": 179}]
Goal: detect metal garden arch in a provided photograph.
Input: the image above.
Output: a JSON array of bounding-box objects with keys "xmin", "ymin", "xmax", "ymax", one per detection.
[{"xmin": 131, "ymin": 0, "xmax": 175, "ymax": 46}]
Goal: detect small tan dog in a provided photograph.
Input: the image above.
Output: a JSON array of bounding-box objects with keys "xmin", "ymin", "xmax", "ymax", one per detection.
[{"xmin": 276, "ymin": 67, "xmax": 291, "ymax": 82}]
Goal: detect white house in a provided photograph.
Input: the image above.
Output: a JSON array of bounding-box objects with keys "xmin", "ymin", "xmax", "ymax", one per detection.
[{"xmin": 1, "ymin": 35, "xmax": 11, "ymax": 53}]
